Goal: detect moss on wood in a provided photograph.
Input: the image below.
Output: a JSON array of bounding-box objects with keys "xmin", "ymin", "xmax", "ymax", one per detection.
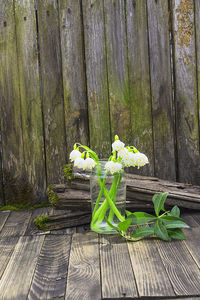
[
  {"xmin": 63, "ymin": 164, "xmax": 75, "ymax": 182},
  {"xmin": 34, "ymin": 215, "xmax": 50, "ymax": 230},
  {"xmin": 46, "ymin": 185, "xmax": 60, "ymax": 206}
]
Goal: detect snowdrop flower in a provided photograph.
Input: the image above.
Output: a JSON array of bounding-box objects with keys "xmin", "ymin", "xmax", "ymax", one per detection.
[
  {"xmin": 130, "ymin": 153, "xmax": 149, "ymax": 168},
  {"xmin": 105, "ymin": 161, "xmax": 123, "ymax": 174},
  {"xmin": 118, "ymin": 147, "xmax": 129, "ymax": 159},
  {"xmin": 74, "ymin": 157, "xmax": 86, "ymax": 170},
  {"xmin": 112, "ymin": 140, "xmax": 125, "ymax": 152},
  {"xmin": 85, "ymin": 157, "xmax": 96, "ymax": 170},
  {"xmin": 69, "ymin": 149, "xmax": 82, "ymax": 162}
]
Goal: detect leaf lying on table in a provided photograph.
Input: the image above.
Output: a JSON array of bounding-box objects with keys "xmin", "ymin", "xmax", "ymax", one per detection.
[{"xmin": 107, "ymin": 192, "xmax": 190, "ymax": 242}]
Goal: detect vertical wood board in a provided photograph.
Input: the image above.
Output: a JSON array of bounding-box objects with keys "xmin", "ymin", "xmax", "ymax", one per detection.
[
  {"xmin": 65, "ymin": 232, "xmax": 101, "ymax": 300},
  {"xmin": 58, "ymin": 0, "xmax": 89, "ymax": 158},
  {"xmin": 147, "ymin": 0, "xmax": 176, "ymax": 180},
  {"xmin": 104, "ymin": 0, "xmax": 132, "ymax": 145},
  {"xmin": 28, "ymin": 235, "xmax": 71, "ymax": 300},
  {"xmin": 37, "ymin": 0, "xmax": 67, "ymax": 185},
  {"xmin": 172, "ymin": 0, "xmax": 200, "ymax": 184},
  {"xmin": 126, "ymin": 0, "xmax": 154, "ymax": 176},
  {"xmin": 0, "ymin": 236, "xmax": 19, "ymax": 279},
  {"xmin": 14, "ymin": 0, "xmax": 46, "ymax": 198},
  {"xmin": 100, "ymin": 235, "xmax": 138, "ymax": 299},
  {"xmin": 0, "ymin": 0, "xmax": 24, "ymax": 180},
  {"xmin": 82, "ymin": 0, "xmax": 111, "ymax": 157}
]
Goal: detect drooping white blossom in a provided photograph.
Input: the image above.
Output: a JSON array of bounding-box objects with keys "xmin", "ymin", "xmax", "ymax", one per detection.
[
  {"xmin": 69, "ymin": 149, "xmax": 82, "ymax": 162},
  {"xmin": 85, "ymin": 157, "xmax": 96, "ymax": 170},
  {"xmin": 74, "ymin": 157, "xmax": 86, "ymax": 170},
  {"xmin": 105, "ymin": 161, "xmax": 123, "ymax": 174},
  {"xmin": 130, "ymin": 152, "xmax": 149, "ymax": 168},
  {"xmin": 118, "ymin": 147, "xmax": 129, "ymax": 159},
  {"xmin": 112, "ymin": 140, "xmax": 125, "ymax": 152}
]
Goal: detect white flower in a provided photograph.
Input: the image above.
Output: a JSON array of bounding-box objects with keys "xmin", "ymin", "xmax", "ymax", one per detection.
[
  {"xmin": 118, "ymin": 147, "xmax": 129, "ymax": 158},
  {"xmin": 69, "ymin": 149, "xmax": 82, "ymax": 162},
  {"xmin": 112, "ymin": 140, "xmax": 125, "ymax": 152},
  {"xmin": 130, "ymin": 152, "xmax": 149, "ymax": 168},
  {"xmin": 85, "ymin": 157, "xmax": 96, "ymax": 170},
  {"xmin": 74, "ymin": 157, "xmax": 86, "ymax": 170},
  {"xmin": 105, "ymin": 161, "xmax": 123, "ymax": 174}
]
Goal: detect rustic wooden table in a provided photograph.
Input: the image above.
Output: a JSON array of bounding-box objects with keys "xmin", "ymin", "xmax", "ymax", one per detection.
[{"xmin": 0, "ymin": 208, "xmax": 200, "ymax": 300}]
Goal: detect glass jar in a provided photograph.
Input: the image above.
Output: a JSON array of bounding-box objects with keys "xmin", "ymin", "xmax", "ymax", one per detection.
[{"xmin": 90, "ymin": 161, "xmax": 126, "ymax": 234}]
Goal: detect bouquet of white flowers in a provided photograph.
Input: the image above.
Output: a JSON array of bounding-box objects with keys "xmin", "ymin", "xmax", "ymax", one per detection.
[{"xmin": 69, "ymin": 135, "xmax": 149, "ymax": 234}]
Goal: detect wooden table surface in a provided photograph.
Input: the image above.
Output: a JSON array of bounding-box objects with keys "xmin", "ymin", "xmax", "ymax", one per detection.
[{"xmin": 0, "ymin": 207, "xmax": 200, "ymax": 300}]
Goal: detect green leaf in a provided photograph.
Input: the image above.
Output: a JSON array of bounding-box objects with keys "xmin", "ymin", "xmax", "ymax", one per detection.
[
  {"xmin": 168, "ymin": 228, "xmax": 186, "ymax": 240},
  {"xmin": 152, "ymin": 192, "xmax": 168, "ymax": 216},
  {"xmin": 125, "ymin": 210, "xmax": 132, "ymax": 217},
  {"xmin": 154, "ymin": 220, "xmax": 171, "ymax": 242},
  {"xmin": 127, "ymin": 212, "xmax": 157, "ymax": 225},
  {"xmin": 160, "ymin": 215, "xmax": 189, "ymax": 229},
  {"xmin": 118, "ymin": 218, "xmax": 132, "ymax": 232},
  {"xmin": 171, "ymin": 205, "xmax": 180, "ymax": 217},
  {"xmin": 131, "ymin": 226, "xmax": 154, "ymax": 238}
]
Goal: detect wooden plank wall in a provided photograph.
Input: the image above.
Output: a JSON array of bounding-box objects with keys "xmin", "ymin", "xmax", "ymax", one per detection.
[{"xmin": 0, "ymin": 0, "xmax": 200, "ymax": 202}]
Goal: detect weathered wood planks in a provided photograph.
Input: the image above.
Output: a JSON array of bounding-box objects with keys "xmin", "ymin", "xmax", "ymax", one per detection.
[
  {"xmin": 104, "ymin": 0, "xmax": 131, "ymax": 145},
  {"xmin": 0, "ymin": 210, "xmax": 31, "ymax": 237},
  {"xmin": 100, "ymin": 235, "xmax": 138, "ymax": 299},
  {"xmin": 82, "ymin": 0, "xmax": 111, "ymax": 157},
  {"xmin": 147, "ymin": 0, "xmax": 176, "ymax": 180},
  {"xmin": 126, "ymin": 0, "xmax": 154, "ymax": 176},
  {"xmin": 37, "ymin": 0, "xmax": 67, "ymax": 185},
  {"xmin": 172, "ymin": 0, "xmax": 200, "ymax": 185},
  {"xmin": 128, "ymin": 239, "xmax": 175, "ymax": 297},
  {"xmin": 65, "ymin": 232, "xmax": 101, "ymax": 300},
  {"xmin": 14, "ymin": 0, "xmax": 46, "ymax": 199},
  {"xmin": 196, "ymin": 1, "xmax": 200, "ymax": 137},
  {"xmin": 0, "ymin": 235, "xmax": 44, "ymax": 300},
  {"xmin": 157, "ymin": 239, "xmax": 200, "ymax": 295},
  {"xmin": 28, "ymin": 235, "xmax": 71, "ymax": 300},
  {"xmin": 0, "ymin": 236, "xmax": 19, "ymax": 279},
  {"xmin": 58, "ymin": 0, "xmax": 89, "ymax": 159},
  {"xmin": 0, "ymin": 0, "xmax": 24, "ymax": 181}
]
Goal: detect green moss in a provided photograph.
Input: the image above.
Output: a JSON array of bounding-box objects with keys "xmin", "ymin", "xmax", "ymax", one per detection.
[
  {"xmin": 46, "ymin": 185, "xmax": 60, "ymax": 207},
  {"xmin": 34, "ymin": 215, "xmax": 50, "ymax": 230},
  {"xmin": 0, "ymin": 202, "xmax": 50, "ymax": 211},
  {"xmin": 63, "ymin": 164, "xmax": 74, "ymax": 182}
]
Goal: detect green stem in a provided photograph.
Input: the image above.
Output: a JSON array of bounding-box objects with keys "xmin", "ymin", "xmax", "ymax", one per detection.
[{"xmin": 107, "ymin": 173, "xmax": 122, "ymax": 222}]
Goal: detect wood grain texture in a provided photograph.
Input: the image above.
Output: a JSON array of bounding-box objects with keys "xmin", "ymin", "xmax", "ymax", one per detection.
[
  {"xmin": 184, "ymin": 227, "xmax": 200, "ymax": 269},
  {"xmin": 126, "ymin": 0, "xmax": 154, "ymax": 176},
  {"xmin": 0, "ymin": 211, "xmax": 10, "ymax": 231},
  {"xmin": 147, "ymin": 0, "xmax": 176, "ymax": 180},
  {"xmin": 14, "ymin": 0, "xmax": 46, "ymax": 199},
  {"xmin": 0, "ymin": 0, "xmax": 24, "ymax": 181},
  {"xmin": 65, "ymin": 232, "xmax": 101, "ymax": 300},
  {"xmin": 128, "ymin": 239, "xmax": 175, "ymax": 297},
  {"xmin": 0, "ymin": 210, "xmax": 31, "ymax": 237},
  {"xmin": 58, "ymin": 0, "xmax": 89, "ymax": 158},
  {"xmin": 25, "ymin": 207, "xmax": 51, "ymax": 235},
  {"xmin": 28, "ymin": 235, "xmax": 71, "ymax": 300},
  {"xmin": 82, "ymin": 0, "xmax": 111, "ymax": 157},
  {"xmin": 196, "ymin": 0, "xmax": 200, "ymax": 144},
  {"xmin": 100, "ymin": 235, "xmax": 138, "ymax": 299},
  {"xmin": 172, "ymin": 0, "xmax": 200, "ymax": 184},
  {"xmin": 156, "ymin": 239, "xmax": 200, "ymax": 295},
  {"xmin": 104, "ymin": 0, "xmax": 131, "ymax": 144},
  {"xmin": 0, "ymin": 235, "xmax": 44, "ymax": 300},
  {"xmin": 37, "ymin": 0, "xmax": 66, "ymax": 185},
  {"xmin": 0, "ymin": 236, "xmax": 19, "ymax": 278},
  {"xmin": 0, "ymin": 142, "xmax": 3, "ymax": 205}
]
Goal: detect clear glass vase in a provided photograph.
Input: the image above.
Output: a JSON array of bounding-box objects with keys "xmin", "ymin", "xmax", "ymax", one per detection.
[{"xmin": 90, "ymin": 161, "xmax": 126, "ymax": 234}]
